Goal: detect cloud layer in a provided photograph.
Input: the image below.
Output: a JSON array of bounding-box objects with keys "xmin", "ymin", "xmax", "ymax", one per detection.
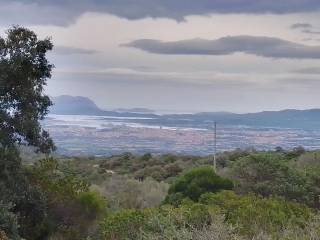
[
  {"xmin": 294, "ymin": 67, "xmax": 320, "ymax": 74},
  {"xmin": 124, "ymin": 36, "xmax": 320, "ymax": 59},
  {"xmin": 53, "ymin": 46, "xmax": 98, "ymax": 55},
  {"xmin": 1, "ymin": 0, "xmax": 320, "ymax": 26},
  {"xmin": 302, "ymin": 29, "xmax": 320, "ymax": 35},
  {"xmin": 1, "ymin": 1, "xmax": 319, "ymax": 112},
  {"xmin": 290, "ymin": 23, "xmax": 312, "ymax": 29}
]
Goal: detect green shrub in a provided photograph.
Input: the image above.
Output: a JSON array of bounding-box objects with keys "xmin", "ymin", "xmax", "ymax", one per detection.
[
  {"xmin": 27, "ymin": 158, "xmax": 104, "ymax": 239},
  {"xmin": 228, "ymin": 153, "xmax": 313, "ymax": 205},
  {"xmin": 101, "ymin": 203, "xmax": 240, "ymax": 240},
  {"xmin": 101, "ymin": 209, "xmax": 148, "ymax": 239},
  {"xmin": 29, "ymin": 158, "xmax": 90, "ymax": 200},
  {"xmin": 137, "ymin": 205, "xmax": 211, "ymax": 240},
  {"xmin": 200, "ymin": 191, "xmax": 313, "ymax": 238},
  {"xmin": 138, "ymin": 214, "xmax": 242, "ymax": 240},
  {"xmin": 178, "ymin": 202, "xmax": 211, "ymax": 228},
  {"xmin": 165, "ymin": 166, "xmax": 233, "ymax": 203},
  {"xmin": 140, "ymin": 153, "xmax": 152, "ymax": 162},
  {"xmin": 77, "ymin": 191, "xmax": 107, "ymax": 218},
  {"xmin": 13, "ymin": 183, "xmax": 48, "ymax": 239}
]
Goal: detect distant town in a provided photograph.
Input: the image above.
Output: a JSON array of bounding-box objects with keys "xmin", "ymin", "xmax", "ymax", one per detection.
[{"xmin": 44, "ymin": 114, "xmax": 320, "ymax": 156}]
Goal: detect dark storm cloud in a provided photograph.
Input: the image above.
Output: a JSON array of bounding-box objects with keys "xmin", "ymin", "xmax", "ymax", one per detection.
[
  {"xmin": 1, "ymin": 0, "xmax": 320, "ymax": 26},
  {"xmin": 123, "ymin": 36, "xmax": 320, "ymax": 59},
  {"xmin": 53, "ymin": 46, "xmax": 98, "ymax": 55},
  {"xmin": 290, "ymin": 23, "xmax": 313, "ymax": 29}
]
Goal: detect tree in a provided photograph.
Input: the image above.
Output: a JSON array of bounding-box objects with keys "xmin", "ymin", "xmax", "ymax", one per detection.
[
  {"xmin": 0, "ymin": 26, "xmax": 55, "ymax": 239},
  {"xmin": 0, "ymin": 26, "xmax": 55, "ymax": 154},
  {"xmin": 165, "ymin": 166, "xmax": 233, "ymax": 204}
]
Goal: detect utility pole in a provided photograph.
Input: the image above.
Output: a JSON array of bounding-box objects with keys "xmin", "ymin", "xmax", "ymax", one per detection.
[{"xmin": 213, "ymin": 121, "xmax": 217, "ymax": 172}]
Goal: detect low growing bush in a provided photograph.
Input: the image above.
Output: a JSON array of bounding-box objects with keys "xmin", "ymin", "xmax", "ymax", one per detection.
[{"xmin": 200, "ymin": 191, "xmax": 314, "ymax": 238}]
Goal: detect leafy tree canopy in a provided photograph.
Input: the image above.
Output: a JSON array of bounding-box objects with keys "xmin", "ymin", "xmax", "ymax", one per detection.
[
  {"xmin": 0, "ymin": 26, "xmax": 55, "ymax": 239},
  {"xmin": 0, "ymin": 26, "xmax": 54, "ymax": 153},
  {"xmin": 165, "ymin": 166, "xmax": 233, "ymax": 203}
]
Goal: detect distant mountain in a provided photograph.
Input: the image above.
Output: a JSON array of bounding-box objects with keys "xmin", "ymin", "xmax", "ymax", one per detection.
[
  {"xmin": 51, "ymin": 95, "xmax": 104, "ymax": 115},
  {"xmin": 50, "ymin": 95, "xmax": 157, "ymax": 117},
  {"xmin": 159, "ymin": 109, "xmax": 320, "ymax": 129},
  {"xmin": 50, "ymin": 95, "xmax": 320, "ymax": 129},
  {"xmin": 113, "ymin": 108, "xmax": 155, "ymax": 114}
]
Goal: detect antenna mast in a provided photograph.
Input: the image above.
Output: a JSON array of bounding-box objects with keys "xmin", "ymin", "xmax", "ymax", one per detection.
[{"xmin": 213, "ymin": 121, "xmax": 217, "ymax": 171}]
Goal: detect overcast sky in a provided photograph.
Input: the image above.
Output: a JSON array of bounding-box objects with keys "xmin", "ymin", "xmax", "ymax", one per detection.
[{"xmin": 1, "ymin": 0, "xmax": 320, "ymax": 113}]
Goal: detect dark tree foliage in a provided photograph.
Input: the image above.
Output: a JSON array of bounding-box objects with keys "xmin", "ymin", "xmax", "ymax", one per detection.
[
  {"xmin": 230, "ymin": 153, "xmax": 314, "ymax": 205},
  {"xmin": 0, "ymin": 26, "xmax": 55, "ymax": 154},
  {"xmin": 165, "ymin": 166, "xmax": 234, "ymax": 204},
  {"xmin": 0, "ymin": 26, "xmax": 55, "ymax": 239},
  {"xmin": 0, "ymin": 201, "xmax": 20, "ymax": 240}
]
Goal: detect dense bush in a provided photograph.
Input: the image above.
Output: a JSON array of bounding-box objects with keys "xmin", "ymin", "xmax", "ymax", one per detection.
[
  {"xmin": 77, "ymin": 191, "xmax": 107, "ymax": 219},
  {"xmin": 101, "ymin": 209, "xmax": 148, "ymax": 239},
  {"xmin": 137, "ymin": 206, "xmax": 241, "ymax": 240},
  {"xmin": 101, "ymin": 203, "xmax": 220, "ymax": 240},
  {"xmin": 165, "ymin": 166, "xmax": 233, "ymax": 204},
  {"xmin": 200, "ymin": 191, "xmax": 313, "ymax": 238},
  {"xmin": 98, "ymin": 153, "xmax": 210, "ymax": 182},
  {"xmin": 5, "ymin": 147, "xmax": 320, "ymax": 239},
  {"xmin": 228, "ymin": 153, "xmax": 315, "ymax": 206},
  {"xmin": 27, "ymin": 158, "xmax": 107, "ymax": 239},
  {"xmin": 95, "ymin": 175, "xmax": 169, "ymax": 209},
  {"xmin": 0, "ymin": 148, "xmax": 49, "ymax": 240},
  {"xmin": 296, "ymin": 151, "xmax": 320, "ymax": 169},
  {"xmin": 13, "ymin": 182, "xmax": 48, "ymax": 239},
  {"xmin": 100, "ymin": 191, "xmax": 320, "ymax": 240},
  {"xmin": 216, "ymin": 148, "xmax": 254, "ymax": 168}
]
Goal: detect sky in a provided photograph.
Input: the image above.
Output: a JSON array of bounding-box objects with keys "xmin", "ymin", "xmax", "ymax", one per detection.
[{"xmin": 1, "ymin": 0, "xmax": 320, "ymax": 113}]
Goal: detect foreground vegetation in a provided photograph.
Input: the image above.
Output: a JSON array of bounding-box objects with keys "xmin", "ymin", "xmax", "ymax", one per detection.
[
  {"xmin": 2, "ymin": 26, "xmax": 320, "ymax": 240},
  {"xmin": 2, "ymin": 148, "xmax": 320, "ymax": 239}
]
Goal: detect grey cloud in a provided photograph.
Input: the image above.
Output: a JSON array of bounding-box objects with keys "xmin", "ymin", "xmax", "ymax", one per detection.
[
  {"xmin": 123, "ymin": 36, "xmax": 320, "ymax": 59},
  {"xmin": 53, "ymin": 68, "xmax": 256, "ymax": 90},
  {"xmin": 302, "ymin": 29, "xmax": 320, "ymax": 35},
  {"xmin": 301, "ymin": 38, "xmax": 314, "ymax": 42},
  {"xmin": 0, "ymin": 1, "xmax": 75, "ymax": 26},
  {"xmin": 53, "ymin": 46, "xmax": 98, "ymax": 55},
  {"xmin": 294, "ymin": 67, "xmax": 320, "ymax": 74},
  {"xmin": 291, "ymin": 23, "xmax": 312, "ymax": 29},
  {"xmin": 279, "ymin": 77, "xmax": 320, "ymax": 87},
  {"xmin": 290, "ymin": 22, "xmax": 320, "ymax": 35},
  {"xmin": 1, "ymin": 0, "xmax": 320, "ymax": 26}
]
